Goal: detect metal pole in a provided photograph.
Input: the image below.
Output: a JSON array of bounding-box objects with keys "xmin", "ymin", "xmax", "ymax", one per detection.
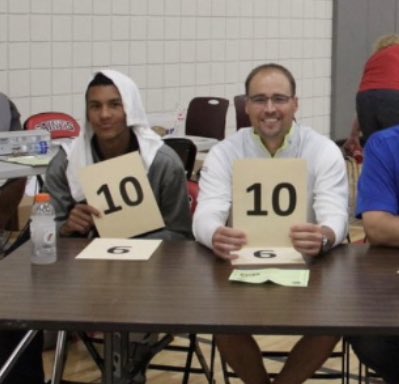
[{"xmin": 0, "ymin": 329, "xmax": 38, "ymax": 383}]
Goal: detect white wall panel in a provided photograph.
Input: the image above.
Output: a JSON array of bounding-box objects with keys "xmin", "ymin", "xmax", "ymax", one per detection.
[{"xmin": 0, "ymin": 0, "xmax": 334, "ymax": 135}]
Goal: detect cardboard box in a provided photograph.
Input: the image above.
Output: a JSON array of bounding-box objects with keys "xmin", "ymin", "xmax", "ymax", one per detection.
[{"xmin": 6, "ymin": 195, "xmax": 34, "ymax": 231}]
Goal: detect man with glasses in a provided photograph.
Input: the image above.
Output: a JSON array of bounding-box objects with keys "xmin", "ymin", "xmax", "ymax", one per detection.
[{"xmin": 193, "ymin": 63, "xmax": 348, "ymax": 384}]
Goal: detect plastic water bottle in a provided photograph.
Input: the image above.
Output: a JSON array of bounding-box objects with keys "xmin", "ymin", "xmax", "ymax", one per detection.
[
  {"xmin": 174, "ymin": 104, "xmax": 187, "ymax": 137},
  {"xmin": 12, "ymin": 140, "xmax": 49, "ymax": 156},
  {"xmin": 30, "ymin": 193, "xmax": 57, "ymax": 264},
  {"xmin": 0, "ymin": 129, "xmax": 51, "ymax": 156}
]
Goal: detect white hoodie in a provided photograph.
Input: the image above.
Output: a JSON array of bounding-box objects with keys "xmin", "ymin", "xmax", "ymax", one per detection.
[{"xmin": 64, "ymin": 69, "xmax": 163, "ymax": 202}]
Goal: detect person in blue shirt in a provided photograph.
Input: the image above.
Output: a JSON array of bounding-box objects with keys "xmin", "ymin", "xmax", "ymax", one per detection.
[
  {"xmin": 348, "ymin": 126, "xmax": 399, "ymax": 384},
  {"xmin": 356, "ymin": 126, "xmax": 399, "ymax": 245}
]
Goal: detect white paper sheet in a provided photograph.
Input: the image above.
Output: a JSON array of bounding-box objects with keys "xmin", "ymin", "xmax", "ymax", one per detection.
[{"xmin": 76, "ymin": 238, "xmax": 162, "ymax": 261}]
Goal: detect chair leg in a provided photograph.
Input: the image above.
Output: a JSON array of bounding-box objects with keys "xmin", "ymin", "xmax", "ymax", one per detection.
[
  {"xmin": 365, "ymin": 366, "xmax": 376, "ymax": 384},
  {"xmin": 358, "ymin": 361, "xmax": 363, "ymax": 384},
  {"xmin": 0, "ymin": 330, "xmax": 39, "ymax": 384},
  {"xmin": 193, "ymin": 335, "xmax": 215, "ymax": 384},
  {"xmin": 103, "ymin": 332, "xmax": 114, "ymax": 384},
  {"xmin": 76, "ymin": 332, "xmax": 104, "ymax": 374},
  {"xmin": 208, "ymin": 336, "xmax": 216, "ymax": 384},
  {"xmin": 342, "ymin": 338, "xmax": 350, "ymax": 384},
  {"xmin": 182, "ymin": 334, "xmax": 196, "ymax": 384},
  {"xmin": 220, "ymin": 354, "xmax": 232, "ymax": 384},
  {"xmin": 51, "ymin": 330, "xmax": 68, "ymax": 384}
]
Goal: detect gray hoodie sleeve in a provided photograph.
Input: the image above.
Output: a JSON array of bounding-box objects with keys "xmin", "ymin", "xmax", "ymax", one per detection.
[
  {"xmin": 146, "ymin": 144, "xmax": 193, "ymax": 240},
  {"xmin": 43, "ymin": 148, "xmax": 77, "ymax": 233}
]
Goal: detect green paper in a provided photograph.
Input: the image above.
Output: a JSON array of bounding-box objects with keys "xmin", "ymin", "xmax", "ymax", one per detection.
[
  {"xmin": 229, "ymin": 268, "xmax": 309, "ymax": 287},
  {"xmin": 6, "ymin": 156, "xmax": 51, "ymax": 166}
]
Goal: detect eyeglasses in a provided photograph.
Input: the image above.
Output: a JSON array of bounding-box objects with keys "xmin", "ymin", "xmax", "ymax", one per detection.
[{"xmin": 248, "ymin": 94, "xmax": 293, "ymax": 106}]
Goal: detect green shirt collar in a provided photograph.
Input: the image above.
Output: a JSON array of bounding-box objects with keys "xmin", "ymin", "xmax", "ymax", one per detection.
[{"xmin": 252, "ymin": 124, "xmax": 295, "ymax": 156}]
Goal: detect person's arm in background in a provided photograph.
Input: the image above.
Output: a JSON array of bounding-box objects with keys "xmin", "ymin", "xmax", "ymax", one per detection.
[{"xmin": 363, "ymin": 211, "xmax": 399, "ymax": 246}]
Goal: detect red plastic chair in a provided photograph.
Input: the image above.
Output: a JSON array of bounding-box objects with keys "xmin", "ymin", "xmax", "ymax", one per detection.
[
  {"xmin": 24, "ymin": 112, "xmax": 80, "ymax": 139},
  {"xmin": 23, "ymin": 112, "xmax": 81, "ymax": 193},
  {"xmin": 187, "ymin": 180, "xmax": 199, "ymax": 214}
]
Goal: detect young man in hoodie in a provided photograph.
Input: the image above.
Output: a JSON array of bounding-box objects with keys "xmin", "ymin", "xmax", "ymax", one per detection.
[
  {"xmin": 44, "ymin": 69, "xmax": 191, "ymax": 240},
  {"xmin": 43, "ymin": 70, "xmax": 192, "ymax": 383}
]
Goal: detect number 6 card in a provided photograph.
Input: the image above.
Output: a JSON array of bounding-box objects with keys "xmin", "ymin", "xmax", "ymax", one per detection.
[
  {"xmin": 233, "ymin": 158, "xmax": 307, "ymax": 248},
  {"xmin": 79, "ymin": 151, "xmax": 164, "ymax": 238}
]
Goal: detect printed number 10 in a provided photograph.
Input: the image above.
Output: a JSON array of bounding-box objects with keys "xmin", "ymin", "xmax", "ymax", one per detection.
[
  {"xmin": 97, "ymin": 176, "xmax": 144, "ymax": 215},
  {"xmin": 246, "ymin": 182, "xmax": 297, "ymax": 216}
]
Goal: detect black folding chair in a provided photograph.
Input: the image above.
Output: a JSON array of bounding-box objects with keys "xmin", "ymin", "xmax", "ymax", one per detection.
[
  {"xmin": 164, "ymin": 137, "xmax": 197, "ymax": 180},
  {"xmin": 185, "ymin": 97, "xmax": 229, "ymax": 140},
  {"xmin": 233, "ymin": 94, "xmax": 251, "ymax": 130}
]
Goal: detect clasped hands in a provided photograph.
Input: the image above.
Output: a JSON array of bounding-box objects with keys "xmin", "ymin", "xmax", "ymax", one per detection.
[{"xmin": 211, "ymin": 223, "xmax": 327, "ymax": 260}]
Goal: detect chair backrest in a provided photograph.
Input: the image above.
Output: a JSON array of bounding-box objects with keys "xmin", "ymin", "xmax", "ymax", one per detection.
[
  {"xmin": 24, "ymin": 112, "xmax": 80, "ymax": 139},
  {"xmin": 187, "ymin": 180, "xmax": 199, "ymax": 215},
  {"xmin": 234, "ymin": 94, "xmax": 251, "ymax": 130},
  {"xmin": 185, "ymin": 97, "xmax": 229, "ymax": 140},
  {"xmin": 163, "ymin": 137, "xmax": 197, "ymax": 180},
  {"xmin": 334, "ymin": 139, "xmax": 363, "ymax": 226}
]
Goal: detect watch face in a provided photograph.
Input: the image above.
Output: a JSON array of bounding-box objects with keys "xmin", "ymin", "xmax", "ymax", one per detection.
[{"xmin": 321, "ymin": 235, "xmax": 331, "ymax": 252}]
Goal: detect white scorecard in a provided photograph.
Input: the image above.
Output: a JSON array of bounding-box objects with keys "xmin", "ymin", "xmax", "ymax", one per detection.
[
  {"xmin": 76, "ymin": 238, "xmax": 162, "ymax": 260},
  {"xmin": 79, "ymin": 152, "xmax": 164, "ymax": 238},
  {"xmin": 232, "ymin": 158, "xmax": 307, "ymax": 265},
  {"xmin": 230, "ymin": 247, "xmax": 305, "ymax": 266}
]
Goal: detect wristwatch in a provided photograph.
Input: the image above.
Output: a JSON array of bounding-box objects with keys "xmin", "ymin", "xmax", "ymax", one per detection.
[{"xmin": 320, "ymin": 234, "xmax": 332, "ymax": 254}]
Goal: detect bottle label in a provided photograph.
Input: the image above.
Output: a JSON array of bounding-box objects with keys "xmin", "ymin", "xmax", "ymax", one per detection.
[
  {"xmin": 31, "ymin": 222, "xmax": 55, "ymax": 245},
  {"xmin": 30, "ymin": 216, "xmax": 56, "ymax": 260},
  {"xmin": 37, "ymin": 140, "xmax": 49, "ymax": 154},
  {"xmin": 43, "ymin": 227, "xmax": 56, "ymax": 245},
  {"xmin": 174, "ymin": 105, "xmax": 187, "ymax": 136}
]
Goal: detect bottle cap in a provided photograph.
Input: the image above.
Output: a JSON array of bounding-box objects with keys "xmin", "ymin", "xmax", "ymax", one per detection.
[{"xmin": 34, "ymin": 193, "xmax": 51, "ymax": 203}]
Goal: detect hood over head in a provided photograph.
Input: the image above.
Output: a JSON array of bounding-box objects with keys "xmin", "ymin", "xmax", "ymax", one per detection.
[{"xmin": 65, "ymin": 69, "xmax": 163, "ymax": 202}]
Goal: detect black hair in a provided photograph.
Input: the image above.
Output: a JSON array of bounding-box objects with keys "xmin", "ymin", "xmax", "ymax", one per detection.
[
  {"xmin": 244, "ymin": 63, "xmax": 296, "ymax": 96},
  {"xmin": 85, "ymin": 72, "xmax": 115, "ymax": 104},
  {"xmin": 88, "ymin": 72, "xmax": 114, "ymax": 88}
]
